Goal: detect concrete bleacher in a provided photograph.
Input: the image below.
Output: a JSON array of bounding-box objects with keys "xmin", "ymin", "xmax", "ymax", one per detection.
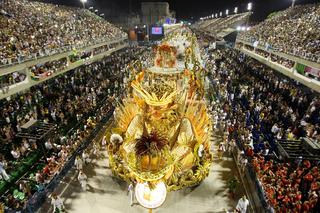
[
  {"xmin": 193, "ymin": 12, "xmax": 251, "ymax": 40},
  {"xmin": 276, "ymin": 138, "xmax": 320, "ymax": 161}
]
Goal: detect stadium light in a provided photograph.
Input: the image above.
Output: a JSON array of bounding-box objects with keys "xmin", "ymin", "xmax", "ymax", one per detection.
[
  {"xmin": 220, "ymin": 12, "xmax": 222, "ymax": 17},
  {"xmin": 80, "ymin": 0, "xmax": 87, "ymax": 9},
  {"xmin": 226, "ymin": 9, "xmax": 229, "ymax": 16},
  {"xmin": 247, "ymin": 2, "xmax": 252, "ymax": 11},
  {"xmin": 234, "ymin": 7, "xmax": 238, "ymax": 14},
  {"xmin": 215, "ymin": 13, "xmax": 218, "ymax": 18}
]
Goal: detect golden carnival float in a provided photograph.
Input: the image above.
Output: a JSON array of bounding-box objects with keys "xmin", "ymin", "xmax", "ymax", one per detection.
[{"xmin": 107, "ymin": 29, "xmax": 212, "ymax": 210}]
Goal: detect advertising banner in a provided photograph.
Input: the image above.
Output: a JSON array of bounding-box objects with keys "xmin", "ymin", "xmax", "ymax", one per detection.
[{"xmin": 296, "ymin": 63, "xmax": 320, "ymax": 78}]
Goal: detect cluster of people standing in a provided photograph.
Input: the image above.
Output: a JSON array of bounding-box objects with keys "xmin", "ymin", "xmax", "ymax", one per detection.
[
  {"xmin": 206, "ymin": 47, "xmax": 319, "ymax": 212},
  {"xmin": 0, "ymin": 47, "xmax": 150, "ymax": 211}
]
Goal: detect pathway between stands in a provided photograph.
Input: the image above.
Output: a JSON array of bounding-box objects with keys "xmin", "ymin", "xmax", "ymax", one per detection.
[{"xmin": 38, "ymin": 121, "xmax": 246, "ymax": 213}]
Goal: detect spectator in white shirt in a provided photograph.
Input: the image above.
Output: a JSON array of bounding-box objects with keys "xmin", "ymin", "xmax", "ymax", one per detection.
[
  {"xmin": 271, "ymin": 123, "xmax": 279, "ymax": 134},
  {"xmin": 11, "ymin": 147, "xmax": 20, "ymax": 159},
  {"xmin": 0, "ymin": 159, "xmax": 10, "ymax": 181},
  {"xmin": 45, "ymin": 140, "xmax": 53, "ymax": 150}
]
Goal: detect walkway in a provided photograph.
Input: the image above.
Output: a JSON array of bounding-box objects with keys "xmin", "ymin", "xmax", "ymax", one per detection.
[{"xmin": 37, "ymin": 122, "xmax": 246, "ymax": 213}]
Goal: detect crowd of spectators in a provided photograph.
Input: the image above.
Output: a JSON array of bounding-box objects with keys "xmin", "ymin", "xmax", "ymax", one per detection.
[
  {"xmin": 252, "ymin": 155, "xmax": 319, "ymax": 212},
  {"xmin": 0, "ymin": 46, "xmax": 149, "ymax": 211},
  {"xmin": 253, "ymin": 48, "xmax": 295, "ymax": 69},
  {"xmin": 238, "ymin": 4, "xmax": 320, "ymax": 63},
  {"xmin": 206, "ymin": 48, "xmax": 320, "ymax": 212},
  {"xmin": 269, "ymin": 54, "xmax": 295, "ymax": 69},
  {"xmin": 0, "ymin": 71, "xmax": 26, "ymax": 94},
  {"xmin": 30, "ymin": 58, "xmax": 68, "ymax": 78},
  {"xmin": 0, "ymin": 47, "xmax": 148, "ymax": 152},
  {"xmin": 0, "ymin": 0, "xmax": 126, "ymax": 66}
]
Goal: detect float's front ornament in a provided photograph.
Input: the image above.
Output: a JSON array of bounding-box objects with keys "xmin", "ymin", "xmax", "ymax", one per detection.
[{"xmin": 107, "ymin": 29, "xmax": 212, "ymax": 211}]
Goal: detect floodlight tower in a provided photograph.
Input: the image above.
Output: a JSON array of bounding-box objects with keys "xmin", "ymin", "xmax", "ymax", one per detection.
[
  {"xmin": 234, "ymin": 7, "xmax": 238, "ymax": 14},
  {"xmin": 226, "ymin": 9, "xmax": 229, "ymax": 16},
  {"xmin": 80, "ymin": 0, "xmax": 87, "ymax": 9},
  {"xmin": 246, "ymin": 3, "xmax": 253, "ymax": 28},
  {"xmin": 247, "ymin": 2, "xmax": 252, "ymax": 11}
]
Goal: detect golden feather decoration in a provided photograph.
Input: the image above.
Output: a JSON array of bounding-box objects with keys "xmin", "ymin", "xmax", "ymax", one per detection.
[
  {"xmin": 131, "ymin": 81, "xmax": 177, "ymax": 106},
  {"xmin": 115, "ymin": 100, "xmax": 141, "ymax": 133},
  {"xmin": 182, "ymin": 95, "xmax": 211, "ymax": 144}
]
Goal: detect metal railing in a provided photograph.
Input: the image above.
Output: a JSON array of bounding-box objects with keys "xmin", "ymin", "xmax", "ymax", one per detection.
[
  {"xmin": 237, "ymin": 37, "xmax": 320, "ymax": 64},
  {"xmin": 231, "ymin": 145, "xmax": 272, "ymax": 213}
]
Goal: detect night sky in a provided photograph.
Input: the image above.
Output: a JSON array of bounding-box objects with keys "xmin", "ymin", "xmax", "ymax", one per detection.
[{"xmin": 39, "ymin": 0, "xmax": 319, "ymax": 21}]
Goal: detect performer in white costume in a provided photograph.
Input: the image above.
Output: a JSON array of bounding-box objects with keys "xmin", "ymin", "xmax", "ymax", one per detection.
[
  {"xmin": 128, "ymin": 182, "xmax": 134, "ymax": 206},
  {"xmin": 78, "ymin": 170, "xmax": 88, "ymax": 191},
  {"xmin": 236, "ymin": 195, "xmax": 249, "ymax": 213}
]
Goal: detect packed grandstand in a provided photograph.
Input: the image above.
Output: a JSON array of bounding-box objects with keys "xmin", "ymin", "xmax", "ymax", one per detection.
[
  {"xmin": 0, "ymin": 0, "xmax": 126, "ymax": 66},
  {"xmin": 0, "ymin": 0, "xmax": 319, "ymax": 213},
  {"xmin": 238, "ymin": 4, "xmax": 320, "ymax": 63}
]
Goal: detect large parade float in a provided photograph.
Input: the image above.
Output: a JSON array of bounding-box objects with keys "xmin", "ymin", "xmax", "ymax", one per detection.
[{"xmin": 106, "ymin": 29, "xmax": 213, "ymax": 211}]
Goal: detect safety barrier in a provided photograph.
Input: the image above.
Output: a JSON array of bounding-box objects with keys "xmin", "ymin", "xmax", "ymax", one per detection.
[
  {"xmin": 0, "ymin": 37, "xmax": 127, "ymax": 68},
  {"xmin": 236, "ymin": 38, "xmax": 320, "ymax": 64},
  {"xmin": 231, "ymin": 138, "xmax": 272, "ymax": 213}
]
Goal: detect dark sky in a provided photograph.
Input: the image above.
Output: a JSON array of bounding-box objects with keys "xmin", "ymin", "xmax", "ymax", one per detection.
[{"xmin": 40, "ymin": 0, "xmax": 319, "ymax": 21}]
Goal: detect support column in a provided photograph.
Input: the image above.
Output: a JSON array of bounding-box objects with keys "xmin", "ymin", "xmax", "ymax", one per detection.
[
  {"xmin": 67, "ymin": 55, "xmax": 71, "ymax": 66},
  {"xmin": 25, "ymin": 67, "xmax": 32, "ymax": 82}
]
